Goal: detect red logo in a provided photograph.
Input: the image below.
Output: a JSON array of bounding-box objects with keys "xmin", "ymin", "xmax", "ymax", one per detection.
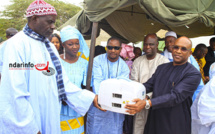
[{"xmin": 35, "ymin": 61, "xmax": 50, "ymax": 72}]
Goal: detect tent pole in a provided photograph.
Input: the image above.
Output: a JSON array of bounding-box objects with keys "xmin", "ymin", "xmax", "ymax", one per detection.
[{"xmin": 86, "ymin": 22, "xmax": 98, "ymax": 90}]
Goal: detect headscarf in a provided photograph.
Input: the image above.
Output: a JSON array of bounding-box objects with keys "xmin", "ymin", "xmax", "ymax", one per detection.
[
  {"xmin": 120, "ymin": 43, "xmax": 135, "ymax": 61},
  {"xmin": 60, "ymin": 25, "xmax": 89, "ymax": 60}
]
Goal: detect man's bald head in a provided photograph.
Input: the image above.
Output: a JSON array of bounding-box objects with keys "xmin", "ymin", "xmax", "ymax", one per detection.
[
  {"xmin": 143, "ymin": 33, "xmax": 158, "ymax": 60},
  {"xmin": 175, "ymin": 36, "xmax": 192, "ymax": 49},
  {"xmin": 144, "ymin": 33, "xmax": 158, "ymax": 43},
  {"xmin": 172, "ymin": 36, "xmax": 192, "ymax": 66},
  {"xmin": 6, "ymin": 28, "xmax": 18, "ymax": 39}
]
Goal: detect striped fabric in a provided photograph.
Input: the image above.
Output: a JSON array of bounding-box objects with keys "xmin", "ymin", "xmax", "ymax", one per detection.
[{"xmin": 23, "ymin": 24, "xmax": 67, "ymax": 101}]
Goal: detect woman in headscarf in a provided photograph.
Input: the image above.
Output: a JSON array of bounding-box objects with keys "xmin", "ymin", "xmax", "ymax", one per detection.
[
  {"xmin": 120, "ymin": 43, "xmax": 135, "ymax": 78},
  {"xmin": 60, "ymin": 25, "xmax": 90, "ymax": 134}
]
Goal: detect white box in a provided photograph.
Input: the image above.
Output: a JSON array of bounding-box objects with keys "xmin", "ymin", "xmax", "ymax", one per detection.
[{"xmin": 98, "ymin": 79, "xmax": 146, "ymax": 115}]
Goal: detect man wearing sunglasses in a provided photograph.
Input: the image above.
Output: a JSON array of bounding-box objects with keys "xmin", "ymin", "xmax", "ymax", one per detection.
[
  {"xmin": 131, "ymin": 33, "xmax": 169, "ymax": 134},
  {"xmin": 86, "ymin": 37, "xmax": 130, "ymax": 134},
  {"xmin": 125, "ymin": 36, "xmax": 201, "ymax": 134},
  {"xmin": 162, "ymin": 31, "xmax": 204, "ymax": 101}
]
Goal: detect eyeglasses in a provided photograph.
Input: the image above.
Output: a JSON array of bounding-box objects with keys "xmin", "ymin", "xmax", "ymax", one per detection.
[
  {"xmin": 107, "ymin": 46, "xmax": 121, "ymax": 50},
  {"xmin": 172, "ymin": 45, "xmax": 191, "ymax": 52}
]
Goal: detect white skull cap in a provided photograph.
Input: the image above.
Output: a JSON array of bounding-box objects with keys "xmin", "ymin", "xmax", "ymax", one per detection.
[{"xmin": 165, "ymin": 31, "xmax": 177, "ymax": 38}]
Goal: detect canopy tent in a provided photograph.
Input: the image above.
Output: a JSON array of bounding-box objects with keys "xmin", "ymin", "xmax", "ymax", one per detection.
[
  {"xmin": 59, "ymin": 0, "xmax": 215, "ymax": 43},
  {"xmin": 59, "ymin": 0, "xmax": 215, "ymax": 90}
]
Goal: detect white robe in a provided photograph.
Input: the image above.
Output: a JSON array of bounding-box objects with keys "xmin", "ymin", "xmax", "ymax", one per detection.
[
  {"xmin": 0, "ymin": 31, "xmax": 95, "ymax": 134},
  {"xmin": 191, "ymin": 77, "xmax": 215, "ymax": 134},
  {"xmin": 209, "ymin": 62, "xmax": 215, "ymax": 79},
  {"xmin": 0, "ymin": 41, "xmax": 6, "ymax": 73},
  {"xmin": 131, "ymin": 53, "xmax": 169, "ymax": 134}
]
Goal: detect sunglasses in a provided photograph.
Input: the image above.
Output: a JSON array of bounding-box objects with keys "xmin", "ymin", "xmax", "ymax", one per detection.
[
  {"xmin": 107, "ymin": 46, "xmax": 121, "ymax": 50},
  {"xmin": 172, "ymin": 45, "xmax": 191, "ymax": 52}
]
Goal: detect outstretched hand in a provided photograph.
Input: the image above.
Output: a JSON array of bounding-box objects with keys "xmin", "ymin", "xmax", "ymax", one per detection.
[
  {"xmin": 93, "ymin": 95, "xmax": 106, "ymax": 112},
  {"xmin": 125, "ymin": 98, "xmax": 146, "ymax": 115}
]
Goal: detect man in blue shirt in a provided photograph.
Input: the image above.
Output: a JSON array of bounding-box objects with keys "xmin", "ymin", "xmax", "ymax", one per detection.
[{"xmin": 86, "ymin": 37, "xmax": 130, "ymax": 134}]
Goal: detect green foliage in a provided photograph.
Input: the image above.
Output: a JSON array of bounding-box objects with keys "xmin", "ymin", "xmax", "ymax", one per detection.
[
  {"xmin": 49, "ymin": 0, "xmax": 81, "ymax": 27},
  {"xmin": 0, "ymin": 0, "xmax": 81, "ymax": 41},
  {"xmin": 0, "ymin": 19, "xmax": 9, "ymax": 41},
  {"xmin": 0, "ymin": 18, "xmax": 26, "ymax": 41}
]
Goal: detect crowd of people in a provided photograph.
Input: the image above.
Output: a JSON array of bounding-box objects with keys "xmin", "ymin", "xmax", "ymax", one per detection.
[{"xmin": 0, "ymin": 0, "xmax": 215, "ymax": 134}]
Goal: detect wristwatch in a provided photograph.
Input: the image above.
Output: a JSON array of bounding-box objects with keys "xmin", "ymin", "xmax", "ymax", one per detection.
[{"xmin": 145, "ymin": 100, "xmax": 150, "ymax": 109}]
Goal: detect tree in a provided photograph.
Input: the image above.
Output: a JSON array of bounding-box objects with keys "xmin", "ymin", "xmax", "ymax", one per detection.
[{"xmin": 0, "ymin": 0, "xmax": 81, "ymax": 41}]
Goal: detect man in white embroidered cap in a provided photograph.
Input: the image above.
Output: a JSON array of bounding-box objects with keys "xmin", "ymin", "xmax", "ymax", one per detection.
[{"xmin": 0, "ymin": 0, "xmax": 97, "ymax": 134}]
